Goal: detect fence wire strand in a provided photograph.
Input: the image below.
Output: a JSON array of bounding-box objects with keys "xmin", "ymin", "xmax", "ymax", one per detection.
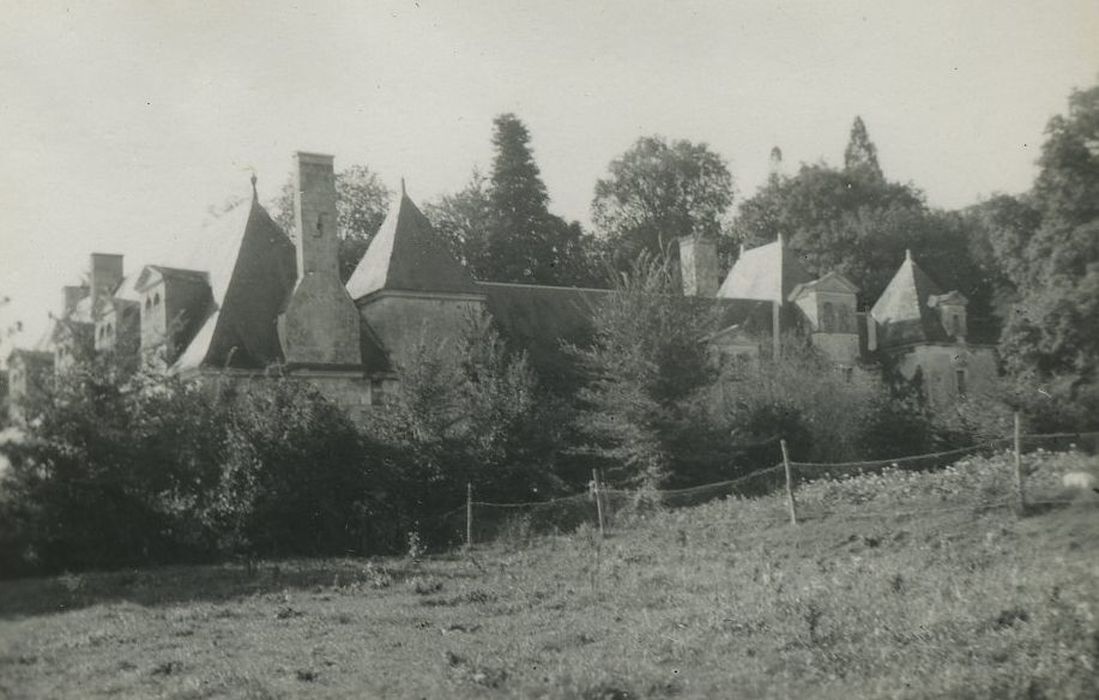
[{"xmin": 446, "ymin": 427, "xmax": 1097, "ymax": 548}]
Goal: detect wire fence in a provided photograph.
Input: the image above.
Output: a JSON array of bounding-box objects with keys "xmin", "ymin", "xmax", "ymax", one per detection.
[{"xmin": 440, "ymin": 424, "xmax": 1099, "ymax": 549}]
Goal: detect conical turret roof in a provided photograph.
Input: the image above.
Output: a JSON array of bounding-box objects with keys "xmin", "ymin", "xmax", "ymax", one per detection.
[
  {"xmin": 870, "ymin": 250, "xmax": 950, "ymax": 347},
  {"xmin": 346, "ymin": 190, "xmax": 479, "ymax": 300}
]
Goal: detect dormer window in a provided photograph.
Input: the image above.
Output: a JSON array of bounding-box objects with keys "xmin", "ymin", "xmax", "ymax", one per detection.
[
  {"xmin": 821, "ymin": 302, "xmax": 836, "ymax": 332},
  {"xmin": 838, "ymin": 304, "xmax": 853, "ymax": 333}
]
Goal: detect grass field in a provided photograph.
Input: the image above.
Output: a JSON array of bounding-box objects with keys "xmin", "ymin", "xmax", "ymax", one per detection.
[{"xmin": 1, "ymin": 450, "xmax": 1097, "ymax": 699}]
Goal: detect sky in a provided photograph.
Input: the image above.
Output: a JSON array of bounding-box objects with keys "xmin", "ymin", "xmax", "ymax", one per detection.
[{"xmin": 1, "ymin": 0, "xmax": 1097, "ymax": 359}]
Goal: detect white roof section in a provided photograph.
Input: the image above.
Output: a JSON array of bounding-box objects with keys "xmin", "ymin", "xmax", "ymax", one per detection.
[
  {"xmin": 717, "ymin": 236, "xmax": 812, "ymax": 303},
  {"xmin": 169, "ymin": 199, "xmax": 253, "ymax": 307}
]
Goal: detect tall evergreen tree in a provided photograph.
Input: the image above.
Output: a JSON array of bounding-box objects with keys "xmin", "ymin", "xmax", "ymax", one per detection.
[
  {"xmin": 844, "ymin": 116, "xmax": 884, "ymax": 180},
  {"xmin": 486, "ymin": 114, "xmax": 574, "ymax": 284},
  {"xmin": 426, "ymin": 114, "xmax": 605, "ymax": 287}
]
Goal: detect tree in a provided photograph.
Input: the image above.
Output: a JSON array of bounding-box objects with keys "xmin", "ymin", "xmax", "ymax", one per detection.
[
  {"xmin": 730, "ymin": 114, "xmax": 1003, "ymax": 319},
  {"xmin": 482, "ymin": 114, "xmax": 595, "ymax": 284},
  {"xmin": 844, "ymin": 116, "xmax": 884, "ymax": 180},
  {"xmin": 592, "ymin": 136, "xmax": 734, "ymax": 263},
  {"xmin": 365, "ymin": 311, "xmax": 567, "ymax": 510},
  {"xmin": 422, "ymin": 170, "xmax": 493, "ymax": 269},
  {"xmin": 568, "ymin": 254, "xmax": 719, "ymax": 491},
  {"xmin": 273, "ymin": 165, "xmax": 391, "ymax": 282},
  {"xmin": 996, "ymin": 83, "xmax": 1099, "ymax": 404},
  {"xmin": 424, "ymin": 115, "xmax": 606, "ymax": 287}
]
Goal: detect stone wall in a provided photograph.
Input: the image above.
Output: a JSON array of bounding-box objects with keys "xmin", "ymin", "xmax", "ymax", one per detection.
[
  {"xmin": 892, "ymin": 343, "xmax": 998, "ymax": 409},
  {"xmin": 358, "ymin": 292, "xmax": 487, "ymax": 365}
]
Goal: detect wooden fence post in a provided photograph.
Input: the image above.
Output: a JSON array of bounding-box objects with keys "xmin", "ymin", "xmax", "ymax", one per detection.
[
  {"xmin": 1013, "ymin": 412, "xmax": 1026, "ymax": 515},
  {"xmin": 465, "ymin": 482, "xmax": 473, "ymax": 550},
  {"xmin": 780, "ymin": 439, "xmax": 798, "ymax": 525},
  {"xmin": 592, "ymin": 469, "xmax": 605, "ymax": 538}
]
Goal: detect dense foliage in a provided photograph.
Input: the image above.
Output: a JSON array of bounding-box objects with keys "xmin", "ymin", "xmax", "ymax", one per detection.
[
  {"xmin": 591, "ymin": 136, "xmax": 735, "ymax": 264},
  {"xmin": 0, "ymin": 357, "xmax": 398, "ymax": 576},
  {"xmin": 730, "ymin": 123, "xmax": 991, "ymax": 322},
  {"xmin": 567, "ymin": 255, "xmax": 722, "ymax": 491}
]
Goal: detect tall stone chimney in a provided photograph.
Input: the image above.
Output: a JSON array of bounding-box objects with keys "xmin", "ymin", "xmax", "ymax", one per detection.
[
  {"xmin": 679, "ymin": 236, "xmax": 718, "ymax": 297},
  {"xmin": 90, "ymin": 253, "xmax": 123, "ymax": 316},
  {"xmin": 278, "ymin": 152, "xmax": 361, "ymax": 365}
]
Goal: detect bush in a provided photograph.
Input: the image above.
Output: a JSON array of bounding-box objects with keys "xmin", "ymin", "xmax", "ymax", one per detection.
[
  {"xmin": 569, "ymin": 254, "xmax": 720, "ymax": 490},
  {"xmin": 0, "ymin": 357, "xmax": 406, "ymax": 576},
  {"xmin": 362, "ymin": 310, "xmax": 571, "ymax": 546},
  {"xmin": 720, "ymin": 337, "xmax": 877, "ymax": 465}
]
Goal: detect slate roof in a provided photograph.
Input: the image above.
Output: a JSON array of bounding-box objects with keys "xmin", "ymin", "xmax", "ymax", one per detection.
[
  {"xmin": 346, "ymin": 191, "xmax": 480, "ymax": 300},
  {"xmin": 171, "ymin": 197, "xmax": 297, "ymax": 371},
  {"xmin": 718, "ymin": 236, "xmax": 814, "ymax": 302},
  {"xmin": 870, "ymin": 251, "xmax": 952, "ymax": 348},
  {"xmin": 168, "ymin": 195, "xmax": 391, "ymax": 375},
  {"xmin": 479, "ymin": 281, "xmax": 779, "ymax": 391},
  {"xmin": 135, "ymin": 266, "xmax": 210, "ymax": 292}
]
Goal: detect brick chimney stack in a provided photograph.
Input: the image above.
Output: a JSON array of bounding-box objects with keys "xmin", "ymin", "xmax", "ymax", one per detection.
[
  {"xmin": 62, "ymin": 285, "xmax": 88, "ymax": 317},
  {"xmin": 90, "ymin": 253, "xmax": 123, "ymax": 316},
  {"xmin": 679, "ymin": 235, "xmax": 718, "ymax": 297},
  {"xmin": 278, "ymin": 152, "xmax": 361, "ymax": 365}
]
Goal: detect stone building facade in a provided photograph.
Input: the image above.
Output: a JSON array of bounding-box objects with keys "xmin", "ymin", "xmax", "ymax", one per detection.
[{"xmin": 5, "ymin": 151, "xmax": 996, "ymax": 423}]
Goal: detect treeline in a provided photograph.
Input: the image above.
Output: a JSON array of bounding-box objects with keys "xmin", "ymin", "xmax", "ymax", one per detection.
[
  {"xmin": 271, "ymin": 78, "xmax": 1099, "ymax": 428},
  {"xmin": 3, "ymin": 80, "xmax": 1096, "ymax": 577},
  {"xmin": 0, "ymin": 260, "xmax": 1008, "ymax": 577}
]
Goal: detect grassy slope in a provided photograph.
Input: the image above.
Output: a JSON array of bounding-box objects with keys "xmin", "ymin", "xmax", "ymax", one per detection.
[{"xmin": 1, "ymin": 451, "xmax": 1097, "ymax": 699}]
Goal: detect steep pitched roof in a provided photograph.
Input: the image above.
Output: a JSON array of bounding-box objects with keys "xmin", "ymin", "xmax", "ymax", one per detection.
[
  {"xmin": 346, "ymin": 191, "xmax": 480, "ymax": 300},
  {"xmin": 171, "ymin": 198, "xmax": 297, "ymax": 371},
  {"xmin": 134, "ymin": 266, "xmax": 210, "ymax": 292},
  {"xmin": 787, "ymin": 271, "xmax": 859, "ymax": 301},
  {"xmin": 479, "ymin": 282, "xmax": 779, "ymax": 392},
  {"xmin": 870, "ymin": 251, "xmax": 950, "ymax": 348},
  {"xmin": 168, "ymin": 195, "xmax": 392, "ymax": 375},
  {"xmin": 718, "ymin": 236, "xmax": 813, "ymax": 303},
  {"xmin": 478, "ymin": 282, "xmax": 608, "ymax": 391}
]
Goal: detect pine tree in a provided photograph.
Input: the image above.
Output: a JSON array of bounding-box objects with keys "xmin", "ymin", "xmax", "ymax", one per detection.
[
  {"xmin": 486, "ymin": 114, "xmax": 557, "ymax": 282},
  {"xmin": 844, "ymin": 116, "xmax": 884, "ymax": 180}
]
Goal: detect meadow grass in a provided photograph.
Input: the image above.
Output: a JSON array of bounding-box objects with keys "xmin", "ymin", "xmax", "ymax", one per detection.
[{"xmin": 1, "ymin": 450, "xmax": 1097, "ymax": 699}]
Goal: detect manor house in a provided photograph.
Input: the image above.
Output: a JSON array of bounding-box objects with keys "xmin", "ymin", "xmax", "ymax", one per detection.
[{"xmin": 4, "ymin": 152, "xmax": 997, "ymax": 423}]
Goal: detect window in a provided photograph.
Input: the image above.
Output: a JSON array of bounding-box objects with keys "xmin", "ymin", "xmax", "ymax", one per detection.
[
  {"xmin": 837, "ymin": 304, "xmax": 853, "ymax": 333},
  {"xmin": 956, "ymin": 369, "xmax": 967, "ymax": 397},
  {"xmin": 145, "ymin": 297, "xmax": 152, "ymax": 312},
  {"xmin": 153, "ymin": 292, "xmax": 161, "ymax": 307},
  {"xmin": 821, "ymin": 302, "xmax": 836, "ymax": 332},
  {"xmin": 951, "ymin": 314, "xmax": 962, "ymax": 337},
  {"xmin": 842, "ymin": 366, "xmax": 854, "ymax": 384},
  {"xmin": 370, "ymin": 379, "xmax": 387, "ymax": 407}
]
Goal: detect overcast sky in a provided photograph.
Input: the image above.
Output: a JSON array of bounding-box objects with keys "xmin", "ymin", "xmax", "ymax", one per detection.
[{"xmin": 1, "ymin": 0, "xmax": 1097, "ymax": 357}]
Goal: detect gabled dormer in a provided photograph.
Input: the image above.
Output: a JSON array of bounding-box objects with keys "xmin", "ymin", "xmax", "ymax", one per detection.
[
  {"xmin": 927, "ymin": 290, "xmax": 968, "ymax": 341},
  {"xmin": 787, "ymin": 271, "xmax": 859, "ymax": 334},
  {"xmin": 135, "ymin": 265, "xmax": 212, "ymax": 366},
  {"xmin": 788, "ymin": 271, "xmax": 861, "ymax": 365}
]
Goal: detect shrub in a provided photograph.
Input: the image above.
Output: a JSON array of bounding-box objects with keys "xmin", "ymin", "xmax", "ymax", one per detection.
[
  {"xmin": 720, "ymin": 337, "xmax": 877, "ymax": 465},
  {"xmin": 569, "ymin": 253, "xmax": 720, "ymax": 490},
  {"xmin": 0, "ymin": 356, "xmax": 405, "ymax": 576}
]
